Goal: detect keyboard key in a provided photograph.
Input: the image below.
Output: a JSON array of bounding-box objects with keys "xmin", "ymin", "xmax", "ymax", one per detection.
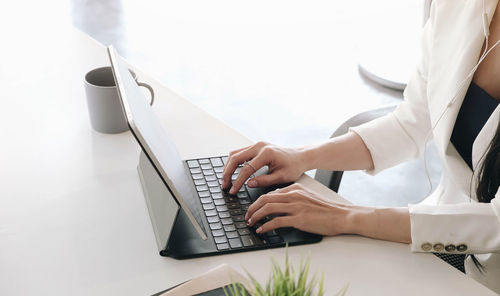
[
  {"xmin": 205, "ymin": 209, "xmax": 217, "ymax": 217},
  {"xmin": 224, "ymin": 196, "xmax": 237, "ymax": 202},
  {"xmin": 200, "ymin": 197, "xmax": 212, "ymax": 204},
  {"xmin": 212, "ymin": 229, "xmax": 224, "ymax": 237},
  {"xmin": 229, "ymin": 209, "xmax": 242, "ymax": 216},
  {"xmin": 206, "ymin": 174, "xmax": 217, "ymax": 181},
  {"xmin": 201, "ymin": 164, "xmax": 212, "ymax": 170},
  {"xmin": 209, "ymin": 187, "xmax": 221, "ymax": 193},
  {"xmin": 187, "ymin": 160, "xmax": 199, "ymax": 168},
  {"xmin": 235, "ymin": 167, "xmax": 242, "ymax": 173},
  {"xmin": 219, "ymin": 211, "xmax": 230, "ymax": 218},
  {"xmin": 217, "ymin": 243, "xmax": 230, "ymax": 250},
  {"xmin": 224, "ymin": 225, "xmax": 236, "ymax": 232},
  {"xmin": 235, "ymin": 222, "xmax": 247, "ymax": 229},
  {"xmin": 215, "ymin": 236, "xmax": 228, "ymax": 244},
  {"xmin": 199, "ymin": 159, "xmax": 210, "ymax": 164},
  {"xmin": 221, "ymin": 218, "xmax": 234, "ymax": 225},
  {"xmin": 231, "ymin": 174, "xmax": 238, "ymax": 181},
  {"xmin": 203, "ymin": 203, "xmax": 215, "ymax": 210},
  {"xmin": 226, "ymin": 231, "xmax": 239, "ymax": 239},
  {"xmin": 232, "ymin": 215, "xmax": 245, "ymax": 222},
  {"xmin": 241, "ymin": 205, "xmax": 250, "ymax": 211},
  {"xmin": 214, "ymin": 199, "xmax": 226, "ymax": 206},
  {"xmin": 214, "ymin": 167, "xmax": 224, "ymax": 173},
  {"xmin": 229, "ymin": 238, "xmax": 243, "ymax": 249},
  {"xmin": 196, "ymin": 185, "xmax": 208, "ymax": 191},
  {"xmin": 192, "ymin": 173, "xmax": 203, "ymax": 180},
  {"xmin": 219, "ymin": 179, "xmax": 223, "ymax": 185},
  {"xmin": 238, "ymin": 228, "xmax": 250, "ymax": 235},
  {"xmin": 222, "ymin": 156, "xmax": 228, "ymax": 164},
  {"xmin": 209, "ymin": 222, "xmax": 222, "ymax": 230},
  {"xmin": 198, "ymin": 191, "xmax": 210, "ymax": 198},
  {"xmin": 194, "ymin": 179, "xmax": 206, "ymax": 186},
  {"xmin": 227, "ymin": 203, "xmax": 240, "ymax": 209},
  {"xmin": 239, "ymin": 198, "xmax": 251, "ymax": 205},
  {"xmin": 241, "ymin": 235, "xmax": 255, "ymax": 247},
  {"xmin": 207, "ymin": 216, "xmax": 220, "ymax": 223},
  {"xmin": 216, "ymin": 172, "xmax": 223, "ymax": 179},
  {"xmin": 216, "ymin": 205, "xmax": 228, "ymax": 212},
  {"xmin": 212, "ymin": 193, "xmax": 223, "ymax": 199},
  {"xmin": 190, "ymin": 168, "xmax": 202, "ymax": 174},
  {"xmin": 207, "ymin": 181, "xmax": 219, "ymax": 187},
  {"xmin": 203, "ymin": 169, "xmax": 215, "ymax": 176},
  {"xmin": 237, "ymin": 192, "xmax": 248, "ymax": 199},
  {"xmin": 239, "ymin": 187, "xmax": 246, "ymax": 193},
  {"xmin": 210, "ymin": 157, "xmax": 224, "ymax": 167}
]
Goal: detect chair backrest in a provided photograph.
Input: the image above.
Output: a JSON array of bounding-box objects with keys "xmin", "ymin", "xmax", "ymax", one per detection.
[{"xmin": 314, "ymin": 104, "xmax": 397, "ymax": 192}]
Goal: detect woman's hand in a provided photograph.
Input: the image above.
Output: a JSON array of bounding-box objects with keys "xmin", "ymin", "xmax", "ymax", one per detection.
[
  {"xmin": 222, "ymin": 142, "xmax": 311, "ymax": 195},
  {"xmin": 245, "ymin": 183, "xmax": 351, "ymax": 236},
  {"xmin": 244, "ymin": 183, "xmax": 412, "ymax": 243}
]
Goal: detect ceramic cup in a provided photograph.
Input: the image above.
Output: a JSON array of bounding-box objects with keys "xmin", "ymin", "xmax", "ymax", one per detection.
[{"xmin": 84, "ymin": 66, "xmax": 154, "ymax": 134}]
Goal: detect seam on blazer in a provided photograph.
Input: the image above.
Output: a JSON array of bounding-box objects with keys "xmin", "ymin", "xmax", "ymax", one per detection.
[{"xmin": 492, "ymin": 197, "xmax": 500, "ymax": 223}]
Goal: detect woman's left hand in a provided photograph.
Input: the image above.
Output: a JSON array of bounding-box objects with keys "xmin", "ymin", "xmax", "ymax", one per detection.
[{"xmin": 245, "ymin": 183, "xmax": 351, "ymax": 236}]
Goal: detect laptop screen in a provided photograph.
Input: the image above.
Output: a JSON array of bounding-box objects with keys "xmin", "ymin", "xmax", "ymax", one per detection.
[{"xmin": 108, "ymin": 46, "xmax": 208, "ymax": 241}]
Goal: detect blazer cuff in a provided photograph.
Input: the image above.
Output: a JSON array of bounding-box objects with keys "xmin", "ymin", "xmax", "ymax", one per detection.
[
  {"xmin": 349, "ymin": 113, "xmax": 419, "ymax": 175},
  {"xmin": 409, "ymin": 201, "xmax": 500, "ymax": 254}
]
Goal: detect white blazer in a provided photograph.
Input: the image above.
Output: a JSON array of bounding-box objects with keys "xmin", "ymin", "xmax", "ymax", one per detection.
[{"xmin": 351, "ymin": 0, "xmax": 500, "ymax": 292}]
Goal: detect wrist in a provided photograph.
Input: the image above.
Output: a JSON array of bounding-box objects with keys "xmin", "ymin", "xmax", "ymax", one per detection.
[
  {"xmin": 297, "ymin": 144, "xmax": 321, "ymax": 172},
  {"xmin": 343, "ymin": 205, "xmax": 374, "ymax": 235}
]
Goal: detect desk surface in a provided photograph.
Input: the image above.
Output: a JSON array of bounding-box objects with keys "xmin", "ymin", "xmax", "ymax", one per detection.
[{"xmin": 0, "ymin": 20, "xmax": 496, "ymax": 296}]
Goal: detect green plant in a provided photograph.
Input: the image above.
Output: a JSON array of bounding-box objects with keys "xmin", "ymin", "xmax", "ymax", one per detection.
[{"xmin": 225, "ymin": 247, "xmax": 348, "ymax": 296}]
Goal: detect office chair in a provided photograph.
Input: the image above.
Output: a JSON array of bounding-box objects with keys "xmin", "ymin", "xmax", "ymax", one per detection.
[
  {"xmin": 359, "ymin": 0, "xmax": 433, "ymax": 90},
  {"xmin": 313, "ymin": 104, "xmax": 466, "ymax": 273}
]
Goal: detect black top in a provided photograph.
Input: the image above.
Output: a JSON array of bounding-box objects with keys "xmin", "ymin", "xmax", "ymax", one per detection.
[{"xmin": 450, "ymin": 82, "xmax": 499, "ymax": 169}]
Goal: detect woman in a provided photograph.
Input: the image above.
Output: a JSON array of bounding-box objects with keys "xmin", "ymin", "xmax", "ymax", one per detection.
[{"xmin": 222, "ymin": 0, "xmax": 500, "ymax": 293}]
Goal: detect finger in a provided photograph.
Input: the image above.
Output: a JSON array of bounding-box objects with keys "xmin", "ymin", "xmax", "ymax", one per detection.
[
  {"xmin": 222, "ymin": 146, "xmax": 257, "ymax": 189},
  {"xmin": 247, "ymin": 201, "xmax": 296, "ymax": 227},
  {"xmin": 229, "ymin": 150, "xmax": 272, "ymax": 194},
  {"xmin": 245, "ymin": 192, "xmax": 291, "ymax": 220},
  {"xmin": 273, "ymin": 183, "xmax": 325, "ymax": 206},
  {"xmin": 256, "ymin": 216, "xmax": 297, "ymax": 234},
  {"xmin": 248, "ymin": 171, "xmax": 284, "ymax": 188}
]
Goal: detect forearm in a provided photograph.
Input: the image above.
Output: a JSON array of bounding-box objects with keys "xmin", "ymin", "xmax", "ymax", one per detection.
[
  {"xmin": 346, "ymin": 206, "xmax": 411, "ymax": 244},
  {"xmin": 302, "ymin": 131, "xmax": 374, "ymax": 172}
]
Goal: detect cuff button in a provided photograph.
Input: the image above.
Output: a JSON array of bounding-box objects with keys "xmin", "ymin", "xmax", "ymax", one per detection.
[
  {"xmin": 421, "ymin": 242, "xmax": 432, "ymax": 251},
  {"xmin": 433, "ymin": 243, "xmax": 444, "ymax": 252},
  {"xmin": 445, "ymin": 244, "xmax": 456, "ymax": 252},
  {"xmin": 457, "ymin": 244, "xmax": 468, "ymax": 252}
]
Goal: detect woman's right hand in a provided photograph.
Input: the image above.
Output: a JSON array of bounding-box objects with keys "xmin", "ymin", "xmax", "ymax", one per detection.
[{"xmin": 221, "ymin": 142, "xmax": 311, "ymax": 195}]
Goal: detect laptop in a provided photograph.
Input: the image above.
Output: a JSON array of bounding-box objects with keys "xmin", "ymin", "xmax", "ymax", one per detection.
[{"xmin": 107, "ymin": 46, "xmax": 322, "ymax": 259}]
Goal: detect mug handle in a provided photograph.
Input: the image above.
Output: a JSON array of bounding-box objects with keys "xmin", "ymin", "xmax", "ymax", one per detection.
[{"xmin": 137, "ymin": 81, "xmax": 155, "ymax": 106}]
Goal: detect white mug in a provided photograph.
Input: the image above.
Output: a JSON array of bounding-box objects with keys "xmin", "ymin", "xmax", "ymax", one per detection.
[{"xmin": 84, "ymin": 66, "xmax": 154, "ymax": 134}]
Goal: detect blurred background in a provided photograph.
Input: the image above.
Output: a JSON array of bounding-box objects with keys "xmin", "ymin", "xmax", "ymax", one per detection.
[{"xmin": 1, "ymin": 0, "xmax": 441, "ymax": 206}]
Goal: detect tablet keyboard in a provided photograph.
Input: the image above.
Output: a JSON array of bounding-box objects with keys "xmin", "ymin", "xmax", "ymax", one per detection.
[{"xmin": 186, "ymin": 156, "xmax": 284, "ymax": 251}]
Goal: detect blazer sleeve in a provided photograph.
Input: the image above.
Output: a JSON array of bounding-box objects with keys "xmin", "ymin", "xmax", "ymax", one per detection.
[
  {"xmin": 408, "ymin": 190, "xmax": 500, "ymax": 254},
  {"xmin": 349, "ymin": 3, "xmax": 435, "ymax": 175}
]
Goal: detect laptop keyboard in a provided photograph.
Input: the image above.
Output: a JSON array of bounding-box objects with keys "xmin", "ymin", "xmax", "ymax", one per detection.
[{"xmin": 186, "ymin": 156, "xmax": 284, "ymax": 251}]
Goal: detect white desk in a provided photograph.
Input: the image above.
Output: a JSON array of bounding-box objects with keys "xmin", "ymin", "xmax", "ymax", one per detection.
[{"xmin": 0, "ymin": 24, "xmax": 496, "ymax": 295}]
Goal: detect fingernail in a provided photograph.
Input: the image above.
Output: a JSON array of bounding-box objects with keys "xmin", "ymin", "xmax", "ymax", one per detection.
[
  {"xmin": 256, "ymin": 227, "xmax": 262, "ymax": 233},
  {"xmin": 229, "ymin": 187, "xmax": 236, "ymax": 194},
  {"xmin": 246, "ymin": 218, "xmax": 252, "ymax": 225},
  {"xmin": 248, "ymin": 180, "xmax": 257, "ymax": 187}
]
